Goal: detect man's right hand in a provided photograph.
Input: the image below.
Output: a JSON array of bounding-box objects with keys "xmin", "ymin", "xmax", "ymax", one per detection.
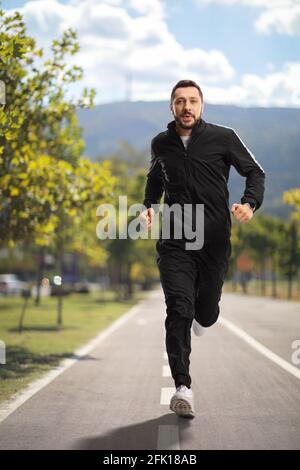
[{"xmin": 139, "ymin": 207, "xmax": 155, "ymax": 229}]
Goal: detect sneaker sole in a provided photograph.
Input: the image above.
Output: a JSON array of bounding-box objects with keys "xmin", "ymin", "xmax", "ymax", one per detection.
[{"xmin": 170, "ymin": 397, "xmax": 195, "ymax": 419}]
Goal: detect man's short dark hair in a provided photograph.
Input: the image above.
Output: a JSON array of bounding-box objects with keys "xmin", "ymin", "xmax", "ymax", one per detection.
[{"xmin": 171, "ymin": 79, "xmax": 203, "ymax": 103}]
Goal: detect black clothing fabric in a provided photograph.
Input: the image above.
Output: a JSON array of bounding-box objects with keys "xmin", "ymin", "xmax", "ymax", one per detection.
[
  {"xmin": 143, "ymin": 117, "xmax": 265, "ymax": 252},
  {"xmin": 158, "ymin": 247, "xmax": 230, "ymax": 388},
  {"xmin": 143, "ymin": 117, "xmax": 265, "ymax": 388}
]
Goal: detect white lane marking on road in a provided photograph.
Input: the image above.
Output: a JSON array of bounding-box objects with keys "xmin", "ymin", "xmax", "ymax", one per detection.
[
  {"xmin": 160, "ymin": 387, "xmax": 174, "ymax": 405},
  {"xmin": 220, "ymin": 317, "xmax": 300, "ymax": 379},
  {"xmin": 0, "ymin": 298, "xmax": 150, "ymax": 425},
  {"xmin": 157, "ymin": 425, "xmax": 180, "ymax": 450},
  {"xmin": 162, "ymin": 365, "xmax": 171, "ymax": 377}
]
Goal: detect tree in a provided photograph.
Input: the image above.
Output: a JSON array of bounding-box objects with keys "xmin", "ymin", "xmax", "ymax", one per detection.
[
  {"xmin": 0, "ymin": 8, "xmax": 96, "ymax": 247},
  {"xmin": 283, "ymin": 188, "xmax": 300, "ymax": 223},
  {"xmin": 0, "ymin": 8, "xmax": 117, "ymax": 324},
  {"xmin": 282, "ymin": 188, "xmax": 300, "ymax": 298},
  {"xmin": 98, "ymin": 149, "xmax": 160, "ymax": 300}
]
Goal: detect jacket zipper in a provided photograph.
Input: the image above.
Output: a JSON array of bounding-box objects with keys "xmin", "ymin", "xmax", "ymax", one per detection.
[
  {"xmin": 177, "ymin": 132, "xmax": 195, "ymax": 157},
  {"xmin": 177, "ymin": 136, "xmax": 190, "ymax": 186}
]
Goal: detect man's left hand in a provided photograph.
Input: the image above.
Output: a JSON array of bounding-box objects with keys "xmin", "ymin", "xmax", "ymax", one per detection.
[{"xmin": 231, "ymin": 203, "xmax": 254, "ymax": 224}]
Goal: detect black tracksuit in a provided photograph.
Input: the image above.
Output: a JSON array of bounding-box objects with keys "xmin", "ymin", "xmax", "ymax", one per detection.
[{"xmin": 143, "ymin": 117, "xmax": 265, "ymax": 388}]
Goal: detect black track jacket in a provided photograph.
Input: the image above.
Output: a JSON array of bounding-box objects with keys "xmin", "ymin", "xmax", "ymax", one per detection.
[{"xmin": 143, "ymin": 117, "xmax": 265, "ymax": 251}]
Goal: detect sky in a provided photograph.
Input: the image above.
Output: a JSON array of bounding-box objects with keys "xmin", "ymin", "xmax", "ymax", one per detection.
[{"xmin": 2, "ymin": 0, "xmax": 300, "ymax": 107}]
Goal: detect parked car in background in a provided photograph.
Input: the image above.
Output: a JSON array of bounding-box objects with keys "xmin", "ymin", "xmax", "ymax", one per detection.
[
  {"xmin": 49, "ymin": 279, "xmax": 91, "ymax": 296},
  {"xmin": 0, "ymin": 274, "xmax": 28, "ymax": 296},
  {"xmin": 73, "ymin": 281, "xmax": 90, "ymax": 294}
]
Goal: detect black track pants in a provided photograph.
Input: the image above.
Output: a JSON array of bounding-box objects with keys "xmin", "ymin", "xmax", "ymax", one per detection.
[{"xmin": 156, "ymin": 240, "xmax": 231, "ymax": 389}]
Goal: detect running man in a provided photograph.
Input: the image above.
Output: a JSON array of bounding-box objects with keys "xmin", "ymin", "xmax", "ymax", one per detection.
[{"xmin": 140, "ymin": 79, "xmax": 265, "ymax": 418}]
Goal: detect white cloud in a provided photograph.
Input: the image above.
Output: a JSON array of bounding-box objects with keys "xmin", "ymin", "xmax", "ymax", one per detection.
[
  {"xmin": 196, "ymin": 0, "xmax": 300, "ymax": 36},
  {"xmin": 127, "ymin": 0, "xmax": 165, "ymax": 17},
  {"xmin": 199, "ymin": 0, "xmax": 296, "ymax": 4},
  {"xmin": 4, "ymin": 0, "xmax": 299, "ymax": 107},
  {"xmin": 202, "ymin": 61, "xmax": 300, "ymax": 107},
  {"xmin": 5, "ymin": 0, "xmax": 235, "ymax": 103},
  {"xmin": 256, "ymin": 4, "xmax": 300, "ymax": 36}
]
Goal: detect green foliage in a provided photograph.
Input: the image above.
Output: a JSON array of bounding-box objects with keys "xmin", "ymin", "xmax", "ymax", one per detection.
[
  {"xmin": 283, "ymin": 188, "xmax": 300, "ymax": 223},
  {"xmin": 0, "ymin": 7, "xmax": 115, "ymax": 257}
]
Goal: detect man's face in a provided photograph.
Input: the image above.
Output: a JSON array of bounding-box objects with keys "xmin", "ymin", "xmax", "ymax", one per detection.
[{"xmin": 170, "ymin": 86, "xmax": 203, "ymax": 130}]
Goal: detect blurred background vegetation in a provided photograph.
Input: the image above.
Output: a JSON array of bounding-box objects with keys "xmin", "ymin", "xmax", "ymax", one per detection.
[
  {"xmin": 0, "ymin": 7, "xmax": 299, "ymax": 328},
  {"xmin": 0, "ymin": 7, "xmax": 299, "ymax": 401}
]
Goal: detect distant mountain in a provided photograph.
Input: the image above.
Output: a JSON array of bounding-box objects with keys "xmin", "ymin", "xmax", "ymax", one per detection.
[{"xmin": 77, "ymin": 101, "xmax": 300, "ymax": 218}]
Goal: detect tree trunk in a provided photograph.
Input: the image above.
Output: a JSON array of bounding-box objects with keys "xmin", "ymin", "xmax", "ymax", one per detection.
[
  {"xmin": 241, "ymin": 273, "xmax": 248, "ymax": 294},
  {"xmin": 57, "ymin": 291, "xmax": 63, "ymax": 326},
  {"xmin": 260, "ymin": 261, "xmax": 266, "ymax": 296},
  {"xmin": 287, "ymin": 274, "xmax": 293, "ymax": 300},
  {"xmin": 35, "ymin": 247, "xmax": 45, "ymax": 306},
  {"xmin": 125, "ymin": 262, "xmax": 133, "ymax": 299},
  {"xmin": 19, "ymin": 295, "xmax": 30, "ymax": 333},
  {"xmin": 56, "ymin": 245, "xmax": 64, "ymax": 327},
  {"xmin": 271, "ymin": 255, "xmax": 277, "ymax": 298}
]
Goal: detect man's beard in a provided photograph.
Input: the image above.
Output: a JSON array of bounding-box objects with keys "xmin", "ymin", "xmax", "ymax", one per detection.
[{"xmin": 175, "ymin": 114, "xmax": 200, "ymax": 130}]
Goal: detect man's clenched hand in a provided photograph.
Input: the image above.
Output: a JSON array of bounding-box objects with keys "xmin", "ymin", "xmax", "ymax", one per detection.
[
  {"xmin": 231, "ymin": 203, "xmax": 254, "ymax": 224},
  {"xmin": 139, "ymin": 207, "xmax": 155, "ymax": 229}
]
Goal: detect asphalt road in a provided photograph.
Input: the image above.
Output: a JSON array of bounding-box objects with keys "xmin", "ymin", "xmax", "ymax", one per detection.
[{"xmin": 0, "ymin": 288, "xmax": 299, "ymax": 450}]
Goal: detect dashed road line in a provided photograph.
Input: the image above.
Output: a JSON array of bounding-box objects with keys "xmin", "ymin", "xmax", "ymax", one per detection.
[
  {"xmin": 157, "ymin": 425, "xmax": 180, "ymax": 450},
  {"xmin": 160, "ymin": 387, "xmax": 174, "ymax": 405}
]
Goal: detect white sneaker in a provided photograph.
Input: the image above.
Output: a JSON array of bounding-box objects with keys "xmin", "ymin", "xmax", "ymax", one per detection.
[
  {"xmin": 192, "ymin": 318, "xmax": 205, "ymax": 336},
  {"xmin": 170, "ymin": 385, "xmax": 195, "ymax": 418}
]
